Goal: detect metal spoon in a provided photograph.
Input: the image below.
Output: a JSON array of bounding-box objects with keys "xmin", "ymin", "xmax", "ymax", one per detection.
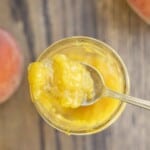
[{"xmin": 82, "ymin": 63, "xmax": 150, "ymax": 110}]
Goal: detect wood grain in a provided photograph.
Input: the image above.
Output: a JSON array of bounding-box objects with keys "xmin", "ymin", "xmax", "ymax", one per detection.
[
  {"xmin": 0, "ymin": 0, "xmax": 41, "ymax": 150},
  {"xmin": 0, "ymin": 0, "xmax": 150, "ymax": 149}
]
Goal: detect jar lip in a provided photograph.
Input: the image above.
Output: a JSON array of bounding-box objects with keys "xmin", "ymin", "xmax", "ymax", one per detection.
[{"xmin": 35, "ymin": 36, "xmax": 130, "ymax": 135}]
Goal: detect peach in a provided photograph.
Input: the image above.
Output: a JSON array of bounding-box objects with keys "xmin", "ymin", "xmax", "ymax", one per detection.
[
  {"xmin": 127, "ymin": 0, "xmax": 150, "ymax": 24},
  {"xmin": 0, "ymin": 29, "xmax": 23, "ymax": 104}
]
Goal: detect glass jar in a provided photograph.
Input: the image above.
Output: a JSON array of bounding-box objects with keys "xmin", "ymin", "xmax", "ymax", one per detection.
[{"xmin": 30, "ymin": 36, "xmax": 130, "ymax": 135}]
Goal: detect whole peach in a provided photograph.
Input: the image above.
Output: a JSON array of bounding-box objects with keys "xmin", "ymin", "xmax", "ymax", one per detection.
[
  {"xmin": 0, "ymin": 29, "xmax": 23, "ymax": 104},
  {"xmin": 127, "ymin": 0, "xmax": 150, "ymax": 24}
]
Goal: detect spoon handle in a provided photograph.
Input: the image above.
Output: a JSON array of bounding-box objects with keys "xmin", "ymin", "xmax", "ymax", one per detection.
[{"xmin": 103, "ymin": 88, "xmax": 150, "ymax": 110}]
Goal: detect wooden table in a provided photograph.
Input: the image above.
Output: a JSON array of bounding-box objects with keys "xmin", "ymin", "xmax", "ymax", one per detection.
[{"xmin": 0, "ymin": 0, "xmax": 150, "ymax": 149}]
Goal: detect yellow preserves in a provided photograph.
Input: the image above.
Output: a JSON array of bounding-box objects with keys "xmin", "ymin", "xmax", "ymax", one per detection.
[
  {"xmin": 28, "ymin": 37, "xmax": 128, "ymax": 134},
  {"xmin": 29, "ymin": 54, "xmax": 94, "ymax": 108}
]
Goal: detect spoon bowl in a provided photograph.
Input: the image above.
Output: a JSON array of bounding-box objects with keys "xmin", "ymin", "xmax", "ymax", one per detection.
[{"xmin": 82, "ymin": 63, "xmax": 105, "ymax": 106}]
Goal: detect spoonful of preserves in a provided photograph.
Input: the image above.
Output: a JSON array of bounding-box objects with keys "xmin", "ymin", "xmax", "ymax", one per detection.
[{"xmin": 82, "ymin": 63, "xmax": 150, "ymax": 110}]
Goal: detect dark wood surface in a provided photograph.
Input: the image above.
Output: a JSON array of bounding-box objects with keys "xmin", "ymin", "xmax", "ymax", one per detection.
[{"xmin": 0, "ymin": 0, "xmax": 150, "ymax": 149}]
